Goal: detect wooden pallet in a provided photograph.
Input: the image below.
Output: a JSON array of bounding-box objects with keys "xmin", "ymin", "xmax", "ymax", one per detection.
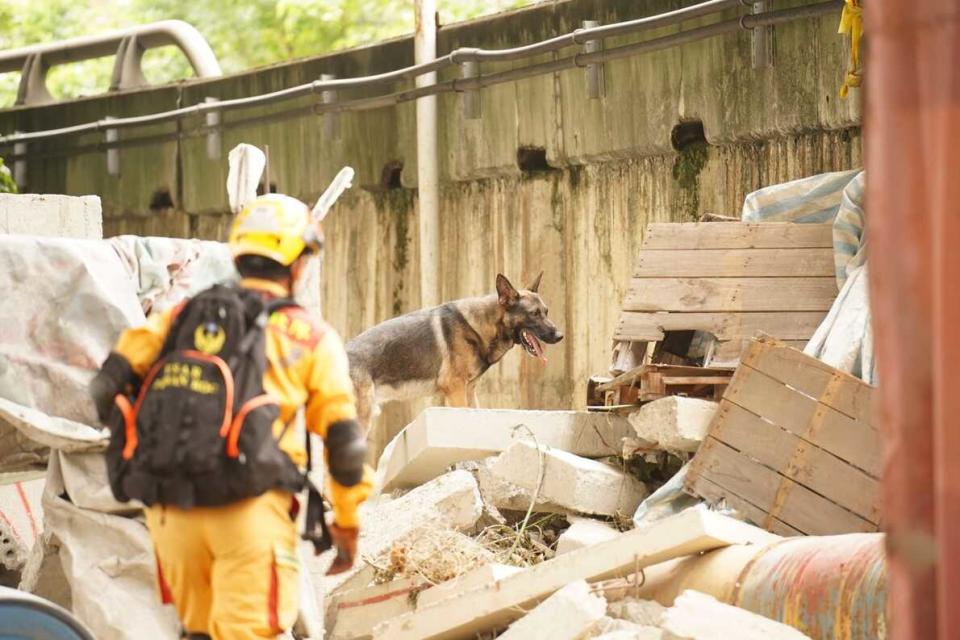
[
  {"xmin": 684, "ymin": 336, "xmax": 880, "ymax": 537},
  {"xmin": 595, "ymin": 364, "xmax": 733, "ymax": 406},
  {"xmin": 613, "ymin": 222, "xmax": 838, "ymax": 366}
]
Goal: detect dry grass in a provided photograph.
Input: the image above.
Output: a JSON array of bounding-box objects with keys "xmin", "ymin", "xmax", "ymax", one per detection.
[
  {"xmin": 372, "ymin": 527, "xmax": 495, "ymax": 586},
  {"xmin": 475, "ymin": 513, "xmax": 564, "ymax": 567}
]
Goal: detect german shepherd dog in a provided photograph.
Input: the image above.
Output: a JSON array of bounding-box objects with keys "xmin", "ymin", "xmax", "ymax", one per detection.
[{"xmin": 346, "ymin": 273, "xmax": 563, "ymax": 430}]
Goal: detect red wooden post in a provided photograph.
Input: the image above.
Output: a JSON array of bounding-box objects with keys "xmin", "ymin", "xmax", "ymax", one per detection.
[{"xmin": 867, "ymin": 1, "xmax": 960, "ymax": 637}]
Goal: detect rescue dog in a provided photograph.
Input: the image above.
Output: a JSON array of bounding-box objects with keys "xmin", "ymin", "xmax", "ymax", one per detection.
[{"xmin": 346, "ymin": 272, "xmax": 563, "ymax": 428}]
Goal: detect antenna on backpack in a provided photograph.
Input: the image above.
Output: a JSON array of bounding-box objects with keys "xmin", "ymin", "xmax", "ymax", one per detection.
[{"xmin": 312, "ymin": 167, "xmax": 354, "ymax": 223}]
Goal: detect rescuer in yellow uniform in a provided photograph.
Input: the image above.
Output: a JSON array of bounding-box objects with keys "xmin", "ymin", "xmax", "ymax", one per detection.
[{"xmin": 90, "ymin": 194, "xmax": 371, "ymax": 639}]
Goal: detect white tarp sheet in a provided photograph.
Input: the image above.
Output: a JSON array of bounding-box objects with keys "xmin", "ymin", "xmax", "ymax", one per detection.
[{"xmin": 0, "ymin": 235, "xmax": 234, "ymax": 638}]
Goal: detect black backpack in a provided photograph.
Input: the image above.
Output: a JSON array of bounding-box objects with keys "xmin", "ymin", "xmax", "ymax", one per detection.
[{"xmin": 105, "ymin": 284, "xmax": 307, "ymax": 509}]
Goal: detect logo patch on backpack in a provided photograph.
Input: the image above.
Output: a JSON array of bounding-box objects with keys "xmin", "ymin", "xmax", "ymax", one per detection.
[
  {"xmin": 105, "ymin": 285, "xmax": 307, "ymax": 509},
  {"xmin": 194, "ymin": 322, "xmax": 226, "ymax": 355}
]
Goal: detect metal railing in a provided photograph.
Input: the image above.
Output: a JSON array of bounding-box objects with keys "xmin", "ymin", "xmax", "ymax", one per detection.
[
  {"xmin": 0, "ymin": 0, "xmax": 842, "ymax": 154},
  {"xmin": 0, "ymin": 20, "xmax": 222, "ymax": 107}
]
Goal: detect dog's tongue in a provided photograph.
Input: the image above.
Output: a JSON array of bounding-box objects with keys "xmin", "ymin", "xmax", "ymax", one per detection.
[{"xmin": 522, "ymin": 329, "xmax": 547, "ymax": 362}]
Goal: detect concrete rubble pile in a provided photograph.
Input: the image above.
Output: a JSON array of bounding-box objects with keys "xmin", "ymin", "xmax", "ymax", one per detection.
[
  {"xmin": 322, "ymin": 180, "xmax": 884, "ymax": 638},
  {"xmin": 318, "ymin": 401, "xmax": 836, "ymax": 640}
]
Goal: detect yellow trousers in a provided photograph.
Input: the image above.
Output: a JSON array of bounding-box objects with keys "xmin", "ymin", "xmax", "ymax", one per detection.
[{"xmin": 144, "ymin": 491, "xmax": 300, "ymax": 639}]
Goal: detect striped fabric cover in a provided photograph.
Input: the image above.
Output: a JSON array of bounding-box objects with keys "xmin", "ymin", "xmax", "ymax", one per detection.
[
  {"xmin": 741, "ymin": 169, "xmax": 865, "ymax": 287},
  {"xmin": 742, "ymin": 169, "xmax": 859, "ymax": 222},
  {"xmin": 740, "ymin": 170, "xmax": 873, "ymax": 383},
  {"xmin": 832, "ymin": 171, "xmax": 866, "ymax": 288}
]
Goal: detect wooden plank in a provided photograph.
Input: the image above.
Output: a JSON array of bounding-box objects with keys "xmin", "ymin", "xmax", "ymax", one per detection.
[
  {"xmin": 635, "ymin": 248, "xmax": 835, "ymax": 278},
  {"xmin": 711, "ymin": 402, "xmax": 880, "ymax": 523},
  {"xmin": 687, "ymin": 438, "xmax": 878, "ymax": 535},
  {"xmin": 596, "ymin": 364, "xmax": 731, "ymax": 393},
  {"xmin": 723, "ymin": 364, "xmax": 881, "ymax": 476},
  {"xmin": 686, "ymin": 473, "xmax": 802, "ymax": 537},
  {"xmin": 741, "ymin": 336, "xmax": 874, "ymax": 424},
  {"xmin": 623, "ymin": 278, "xmax": 838, "ymax": 313},
  {"xmin": 614, "ymin": 311, "xmax": 827, "ymax": 342},
  {"xmin": 642, "ymin": 223, "xmax": 834, "ymax": 250},
  {"xmin": 662, "ymin": 376, "xmax": 733, "ymax": 386},
  {"xmin": 708, "ymin": 339, "xmax": 809, "ymax": 365}
]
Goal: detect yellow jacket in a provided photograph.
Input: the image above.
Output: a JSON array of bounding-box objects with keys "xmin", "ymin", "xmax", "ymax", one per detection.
[{"xmin": 113, "ymin": 278, "xmax": 371, "ymax": 528}]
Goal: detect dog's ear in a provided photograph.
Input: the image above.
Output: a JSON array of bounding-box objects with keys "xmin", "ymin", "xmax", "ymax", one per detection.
[
  {"xmin": 496, "ymin": 274, "xmax": 520, "ymax": 306},
  {"xmin": 527, "ymin": 271, "xmax": 543, "ymax": 293}
]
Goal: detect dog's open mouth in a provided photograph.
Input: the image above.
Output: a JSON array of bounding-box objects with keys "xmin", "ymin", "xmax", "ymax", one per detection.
[{"xmin": 520, "ymin": 329, "xmax": 547, "ymax": 362}]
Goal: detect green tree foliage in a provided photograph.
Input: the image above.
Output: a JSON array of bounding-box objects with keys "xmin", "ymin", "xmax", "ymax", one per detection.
[
  {"xmin": 0, "ymin": 157, "xmax": 16, "ymax": 193},
  {"xmin": 0, "ymin": 0, "xmax": 528, "ymax": 107}
]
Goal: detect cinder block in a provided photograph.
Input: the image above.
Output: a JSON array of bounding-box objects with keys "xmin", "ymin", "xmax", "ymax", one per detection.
[
  {"xmin": 627, "ymin": 397, "xmax": 718, "ymax": 453},
  {"xmin": 375, "ymin": 408, "xmax": 632, "ymax": 491},
  {"xmin": 0, "ymin": 194, "xmax": 102, "ymax": 239},
  {"xmin": 490, "ymin": 441, "xmax": 648, "ymax": 517},
  {"xmin": 497, "ymin": 580, "xmax": 607, "ymax": 640},
  {"xmin": 556, "ymin": 517, "xmax": 621, "ymax": 555}
]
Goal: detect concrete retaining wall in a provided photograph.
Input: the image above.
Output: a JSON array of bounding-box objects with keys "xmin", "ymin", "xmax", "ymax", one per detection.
[
  {"xmin": 0, "ymin": 194, "xmax": 102, "ymax": 239},
  {"xmin": 0, "ymin": 0, "xmax": 862, "ymax": 434}
]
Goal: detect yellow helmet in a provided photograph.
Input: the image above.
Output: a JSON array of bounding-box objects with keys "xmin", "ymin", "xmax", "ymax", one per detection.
[{"xmin": 228, "ymin": 194, "xmax": 323, "ymax": 266}]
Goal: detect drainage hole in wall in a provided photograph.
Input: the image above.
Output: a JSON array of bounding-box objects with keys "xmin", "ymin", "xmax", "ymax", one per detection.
[
  {"xmin": 670, "ymin": 120, "xmax": 707, "ymax": 152},
  {"xmin": 148, "ymin": 187, "xmax": 174, "ymax": 211},
  {"xmin": 381, "ymin": 161, "xmax": 404, "ymax": 189},
  {"xmin": 517, "ymin": 146, "xmax": 555, "ymax": 173}
]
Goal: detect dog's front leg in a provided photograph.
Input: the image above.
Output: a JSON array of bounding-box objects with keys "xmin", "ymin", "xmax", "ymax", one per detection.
[
  {"xmin": 442, "ymin": 383, "xmax": 469, "ymax": 408},
  {"xmin": 467, "ymin": 384, "xmax": 479, "ymax": 408}
]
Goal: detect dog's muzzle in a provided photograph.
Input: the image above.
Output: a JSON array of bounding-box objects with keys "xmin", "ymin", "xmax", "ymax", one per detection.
[{"xmin": 517, "ymin": 326, "xmax": 562, "ymax": 361}]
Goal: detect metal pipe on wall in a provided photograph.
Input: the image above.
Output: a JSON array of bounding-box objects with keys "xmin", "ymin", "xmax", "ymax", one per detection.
[{"xmin": 415, "ymin": 0, "xmax": 440, "ymax": 308}]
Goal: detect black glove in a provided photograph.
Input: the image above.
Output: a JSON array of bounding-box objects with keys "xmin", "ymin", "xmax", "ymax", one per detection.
[
  {"xmin": 89, "ymin": 352, "xmax": 138, "ymax": 423},
  {"xmin": 325, "ymin": 419, "xmax": 367, "ymax": 487}
]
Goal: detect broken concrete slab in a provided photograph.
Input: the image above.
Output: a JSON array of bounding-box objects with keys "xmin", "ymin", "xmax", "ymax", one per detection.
[
  {"xmin": 328, "ymin": 576, "xmax": 428, "ymax": 640},
  {"xmin": 328, "ymin": 564, "xmax": 524, "ymax": 639},
  {"xmin": 418, "ymin": 563, "xmax": 521, "ymax": 609},
  {"xmin": 362, "ymin": 470, "xmax": 483, "ymax": 555},
  {"xmin": 375, "ymin": 508, "xmax": 777, "ymax": 640},
  {"xmin": 376, "ymin": 408, "xmax": 631, "ymax": 491},
  {"xmin": 607, "ymin": 598, "xmax": 666, "ymax": 627},
  {"xmin": 497, "ymin": 580, "xmax": 606, "ymax": 640},
  {"xmin": 490, "ymin": 441, "xmax": 648, "ymax": 517},
  {"xmin": 317, "ymin": 470, "xmax": 483, "ymax": 597},
  {"xmin": 593, "ymin": 628, "xmax": 665, "ymax": 640},
  {"xmin": 627, "ymin": 397, "xmax": 718, "ymax": 453},
  {"xmin": 557, "ymin": 517, "xmax": 621, "ymax": 555},
  {"xmin": 472, "ymin": 456, "xmax": 566, "ymax": 513},
  {"xmin": 661, "ymin": 590, "xmax": 812, "ymax": 640}
]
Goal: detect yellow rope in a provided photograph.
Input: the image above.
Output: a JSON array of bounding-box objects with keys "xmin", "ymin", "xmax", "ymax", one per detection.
[{"xmin": 838, "ymin": 0, "xmax": 863, "ymax": 98}]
